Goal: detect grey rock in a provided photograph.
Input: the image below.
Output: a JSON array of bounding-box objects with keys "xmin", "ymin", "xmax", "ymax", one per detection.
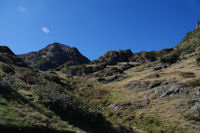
[
  {"xmin": 145, "ymin": 82, "xmax": 161, "ymax": 90},
  {"xmin": 141, "ymin": 96, "xmax": 150, "ymax": 107},
  {"xmin": 160, "ymin": 85, "xmax": 184, "ymax": 98},
  {"xmin": 195, "ymin": 89, "xmax": 200, "ymax": 96}
]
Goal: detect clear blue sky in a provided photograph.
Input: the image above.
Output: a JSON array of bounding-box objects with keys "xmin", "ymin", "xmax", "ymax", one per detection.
[{"xmin": 0, "ymin": 0, "xmax": 200, "ymax": 60}]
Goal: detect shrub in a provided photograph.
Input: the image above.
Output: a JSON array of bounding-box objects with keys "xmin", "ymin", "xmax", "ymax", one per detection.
[
  {"xmin": 160, "ymin": 53, "xmax": 179, "ymax": 64},
  {"xmin": 44, "ymin": 72, "xmax": 61, "ymax": 84},
  {"xmin": 1, "ymin": 65, "xmax": 15, "ymax": 74},
  {"xmin": 80, "ymin": 65, "xmax": 93, "ymax": 74},
  {"xmin": 21, "ymin": 70, "xmax": 38, "ymax": 85},
  {"xmin": 179, "ymin": 72, "xmax": 195, "ymax": 78},
  {"xmin": 97, "ymin": 77, "xmax": 105, "ymax": 81}
]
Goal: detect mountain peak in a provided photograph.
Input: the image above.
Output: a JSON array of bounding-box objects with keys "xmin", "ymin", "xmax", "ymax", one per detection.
[
  {"xmin": 19, "ymin": 43, "xmax": 90, "ymax": 70},
  {"xmin": 46, "ymin": 42, "xmax": 70, "ymax": 48},
  {"xmin": 0, "ymin": 46, "xmax": 15, "ymax": 55}
]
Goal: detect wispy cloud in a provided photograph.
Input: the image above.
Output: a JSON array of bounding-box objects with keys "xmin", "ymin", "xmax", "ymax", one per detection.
[
  {"xmin": 41, "ymin": 26, "xmax": 50, "ymax": 34},
  {"xmin": 18, "ymin": 5, "xmax": 26, "ymax": 13}
]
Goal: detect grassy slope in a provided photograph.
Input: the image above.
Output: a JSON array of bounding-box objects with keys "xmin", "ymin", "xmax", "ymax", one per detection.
[
  {"xmin": 0, "ymin": 62, "xmax": 85, "ymax": 133},
  {"xmin": 0, "ymin": 60, "xmax": 122, "ymax": 133},
  {"xmin": 69, "ymin": 28, "xmax": 200, "ymax": 133},
  {"xmin": 71, "ymin": 56, "xmax": 200, "ymax": 133}
]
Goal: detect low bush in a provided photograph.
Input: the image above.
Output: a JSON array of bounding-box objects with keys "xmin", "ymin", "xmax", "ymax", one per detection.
[
  {"xmin": 20, "ymin": 70, "xmax": 38, "ymax": 85},
  {"xmin": 97, "ymin": 77, "xmax": 105, "ymax": 81},
  {"xmin": 1, "ymin": 65, "xmax": 15, "ymax": 74},
  {"xmin": 160, "ymin": 53, "xmax": 180, "ymax": 64},
  {"xmin": 44, "ymin": 72, "xmax": 61, "ymax": 84},
  {"xmin": 179, "ymin": 72, "xmax": 195, "ymax": 78}
]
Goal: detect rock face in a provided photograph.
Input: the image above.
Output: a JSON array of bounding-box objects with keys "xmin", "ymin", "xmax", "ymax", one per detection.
[{"xmin": 19, "ymin": 43, "xmax": 90, "ymax": 70}]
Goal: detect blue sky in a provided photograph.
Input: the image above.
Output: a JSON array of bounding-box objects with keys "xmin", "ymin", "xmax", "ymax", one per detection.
[{"xmin": 0, "ymin": 0, "xmax": 200, "ymax": 60}]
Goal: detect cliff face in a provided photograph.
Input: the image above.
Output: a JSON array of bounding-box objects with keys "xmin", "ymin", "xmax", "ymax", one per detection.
[{"xmin": 19, "ymin": 42, "xmax": 90, "ymax": 71}]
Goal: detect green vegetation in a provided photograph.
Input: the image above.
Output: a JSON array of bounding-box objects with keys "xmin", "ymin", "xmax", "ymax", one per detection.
[
  {"xmin": 1, "ymin": 64, "xmax": 15, "ymax": 74},
  {"xmin": 179, "ymin": 72, "xmax": 195, "ymax": 78},
  {"xmin": 97, "ymin": 77, "xmax": 105, "ymax": 81},
  {"xmin": 160, "ymin": 52, "xmax": 180, "ymax": 64}
]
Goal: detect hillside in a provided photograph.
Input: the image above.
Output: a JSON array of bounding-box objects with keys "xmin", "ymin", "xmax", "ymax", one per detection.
[
  {"xmin": 55, "ymin": 22, "xmax": 200, "ymax": 132},
  {"xmin": 0, "ymin": 47, "xmax": 123, "ymax": 133},
  {"xmin": 1, "ymin": 22, "xmax": 200, "ymax": 133}
]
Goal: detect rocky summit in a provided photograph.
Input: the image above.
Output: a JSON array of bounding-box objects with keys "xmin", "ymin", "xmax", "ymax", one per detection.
[
  {"xmin": 19, "ymin": 42, "xmax": 90, "ymax": 71},
  {"xmin": 1, "ymin": 22, "xmax": 200, "ymax": 133}
]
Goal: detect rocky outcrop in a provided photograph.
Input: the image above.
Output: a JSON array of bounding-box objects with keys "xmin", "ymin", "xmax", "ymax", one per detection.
[
  {"xmin": 98, "ymin": 49, "xmax": 133, "ymax": 65},
  {"xmin": 160, "ymin": 85, "xmax": 184, "ymax": 98}
]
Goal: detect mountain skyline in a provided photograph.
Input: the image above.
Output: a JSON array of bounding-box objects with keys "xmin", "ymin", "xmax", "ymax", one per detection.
[{"xmin": 1, "ymin": 0, "xmax": 200, "ymax": 60}]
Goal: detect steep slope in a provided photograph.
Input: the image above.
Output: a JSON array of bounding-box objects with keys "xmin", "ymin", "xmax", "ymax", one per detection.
[{"xmin": 19, "ymin": 43, "xmax": 90, "ymax": 71}]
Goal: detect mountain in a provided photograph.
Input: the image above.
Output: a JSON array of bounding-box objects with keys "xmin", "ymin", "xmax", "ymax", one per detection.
[
  {"xmin": 19, "ymin": 43, "xmax": 90, "ymax": 71},
  {"xmin": 1, "ymin": 22, "xmax": 200, "ymax": 133}
]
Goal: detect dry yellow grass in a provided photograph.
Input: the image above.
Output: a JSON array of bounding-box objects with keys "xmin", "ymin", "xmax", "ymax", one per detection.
[{"xmin": 91, "ymin": 55, "xmax": 200, "ymax": 132}]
